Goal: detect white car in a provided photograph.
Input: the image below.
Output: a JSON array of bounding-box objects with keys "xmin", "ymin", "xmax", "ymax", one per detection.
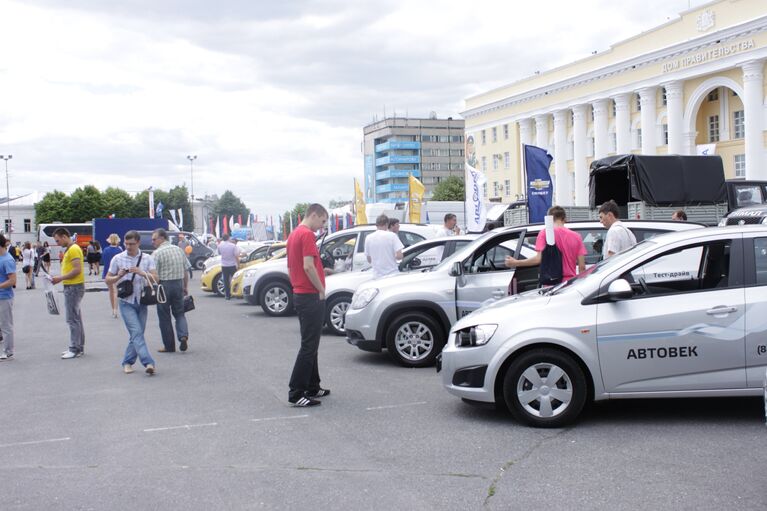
[
  {"xmin": 324, "ymin": 235, "xmax": 478, "ymax": 336},
  {"xmin": 241, "ymin": 224, "xmax": 438, "ymax": 317}
]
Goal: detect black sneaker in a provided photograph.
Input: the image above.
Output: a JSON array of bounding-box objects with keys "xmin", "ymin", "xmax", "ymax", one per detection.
[
  {"xmin": 179, "ymin": 337, "xmax": 188, "ymax": 352},
  {"xmin": 289, "ymin": 396, "xmax": 321, "ymax": 407},
  {"xmin": 308, "ymin": 388, "xmax": 331, "ymax": 398}
]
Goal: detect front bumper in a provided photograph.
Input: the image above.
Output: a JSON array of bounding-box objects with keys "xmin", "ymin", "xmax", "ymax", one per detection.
[
  {"xmin": 231, "ymin": 276, "xmax": 244, "ymax": 298},
  {"xmin": 440, "ymin": 341, "xmax": 495, "ymax": 403},
  {"xmin": 345, "ymin": 329, "xmax": 382, "ymax": 352}
]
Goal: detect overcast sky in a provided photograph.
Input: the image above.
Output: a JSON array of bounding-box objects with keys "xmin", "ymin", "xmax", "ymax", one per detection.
[{"xmin": 0, "ymin": 0, "xmax": 707, "ymax": 220}]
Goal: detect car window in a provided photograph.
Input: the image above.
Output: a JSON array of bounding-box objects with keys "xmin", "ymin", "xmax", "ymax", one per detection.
[
  {"xmin": 734, "ymin": 185, "xmax": 764, "ymax": 207},
  {"xmin": 321, "ymin": 233, "xmax": 358, "ymax": 271},
  {"xmin": 465, "ymin": 233, "xmax": 520, "ymax": 273},
  {"xmin": 621, "ymin": 239, "xmax": 736, "ymax": 297},
  {"xmin": 399, "ymin": 231, "xmax": 425, "ymax": 248},
  {"xmin": 754, "ymin": 238, "xmax": 767, "ymax": 285},
  {"xmin": 249, "ymin": 246, "xmax": 269, "ymax": 261},
  {"xmin": 400, "ymin": 242, "xmax": 444, "ymax": 270}
]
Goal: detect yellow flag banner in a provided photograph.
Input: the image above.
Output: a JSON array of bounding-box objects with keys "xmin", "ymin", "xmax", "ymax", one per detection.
[
  {"xmin": 408, "ymin": 174, "xmax": 425, "ymax": 223},
  {"xmin": 354, "ymin": 178, "xmax": 368, "ymax": 225}
]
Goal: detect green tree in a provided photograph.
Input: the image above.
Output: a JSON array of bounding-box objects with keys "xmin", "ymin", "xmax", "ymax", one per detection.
[
  {"xmin": 35, "ymin": 190, "xmax": 73, "ymax": 224},
  {"xmin": 69, "ymin": 185, "xmax": 104, "ymax": 222},
  {"xmin": 430, "ymin": 176, "xmax": 465, "ymax": 201},
  {"xmin": 102, "ymin": 187, "xmax": 134, "ymax": 218},
  {"xmin": 213, "ymin": 190, "xmax": 249, "ymax": 221},
  {"xmin": 165, "ymin": 185, "xmax": 194, "ymax": 231},
  {"xmin": 131, "ymin": 189, "xmax": 169, "ymax": 219}
]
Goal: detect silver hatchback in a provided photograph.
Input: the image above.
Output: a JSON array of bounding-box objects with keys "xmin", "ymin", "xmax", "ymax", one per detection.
[{"xmin": 439, "ymin": 226, "xmax": 767, "ymax": 427}]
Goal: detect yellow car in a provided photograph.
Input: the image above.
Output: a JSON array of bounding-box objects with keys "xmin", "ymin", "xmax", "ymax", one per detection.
[
  {"xmin": 201, "ymin": 243, "xmax": 286, "ymax": 297},
  {"xmin": 231, "ymin": 247, "xmax": 287, "ymax": 298}
]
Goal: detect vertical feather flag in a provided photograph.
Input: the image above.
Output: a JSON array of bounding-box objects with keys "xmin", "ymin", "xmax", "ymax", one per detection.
[
  {"xmin": 408, "ymin": 174, "xmax": 425, "ymax": 223},
  {"xmin": 223, "ymin": 215, "xmax": 229, "ymax": 235},
  {"xmin": 238, "ymin": 214, "xmax": 242, "ymax": 226},
  {"xmin": 354, "ymin": 178, "xmax": 367, "ymax": 224}
]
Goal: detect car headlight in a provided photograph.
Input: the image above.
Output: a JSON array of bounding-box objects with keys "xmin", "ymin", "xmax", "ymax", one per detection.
[
  {"xmin": 455, "ymin": 324, "xmax": 498, "ymax": 347},
  {"xmin": 351, "ymin": 288, "xmax": 379, "ymax": 309},
  {"xmin": 761, "ymin": 217, "xmax": 767, "ymax": 225},
  {"xmin": 718, "ymin": 217, "xmax": 727, "ymax": 226}
]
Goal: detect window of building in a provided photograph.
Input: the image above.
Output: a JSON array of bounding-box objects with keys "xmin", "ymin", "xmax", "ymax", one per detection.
[
  {"xmin": 491, "ymin": 127, "xmax": 497, "ymax": 143},
  {"xmin": 733, "ymin": 110, "xmax": 745, "ymax": 139},
  {"xmin": 450, "ymin": 135, "xmax": 464, "ymax": 143},
  {"xmin": 438, "ymin": 135, "xmax": 449, "ymax": 143},
  {"xmin": 734, "ymin": 154, "xmax": 746, "ymax": 178},
  {"xmin": 481, "ymin": 130, "xmax": 486, "ymax": 145},
  {"xmin": 567, "ymin": 140, "xmax": 574, "ymax": 160},
  {"xmin": 708, "ymin": 89, "xmax": 719, "ymax": 102},
  {"xmin": 3, "ymin": 219, "xmax": 10, "ymax": 232},
  {"xmin": 662, "ymin": 87, "xmax": 667, "ymax": 106},
  {"xmin": 493, "ymin": 155, "xmax": 499, "ymax": 171},
  {"xmin": 636, "ymin": 95, "xmax": 641, "ymax": 112},
  {"xmin": 590, "ymin": 107, "xmax": 595, "ymax": 122},
  {"xmin": 611, "ymin": 100, "xmax": 616, "ymax": 117},
  {"xmin": 662, "ymin": 124, "xmax": 668, "ymax": 145},
  {"xmin": 609, "ymin": 132, "xmax": 617, "ymax": 153},
  {"xmin": 632, "ymin": 128, "xmax": 642, "ymax": 150},
  {"xmin": 24, "ymin": 219, "xmax": 31, "ymax": 233},
  {"xmin": 493, "ymin": 181, "xmax": 500, "ymax": 196},
  {"xmin": 483, "ymin": 182, "xmax": 487, "ymax": 198},
  {"xmin": 503, "ymin": 124, "xmax": 509, "ymax": 139},
  {"xmin": 504, "ymin": 179, "xmax": 511, "ymax": 197},
  {"xmin": 481, "ymin": 156, "xmax": 487, "ymax": 172},
  {"xmin": 504, "ymin": 152, "xmax": 510, "ymax": 169},
  {"xmin": 709, "ymin": 115, "xmax": 720, "ymax": 142},
  {"xmin": 587, "ymin": 137, "xmax": 594, "ymax": 157}
]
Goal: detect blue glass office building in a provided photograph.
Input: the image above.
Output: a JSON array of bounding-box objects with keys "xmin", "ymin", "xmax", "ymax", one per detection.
[{"xmin": 362, "ymin": 117, "xmax": 465, "ymax": 204}]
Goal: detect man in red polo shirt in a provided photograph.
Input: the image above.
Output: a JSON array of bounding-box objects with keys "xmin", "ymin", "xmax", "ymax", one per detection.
[{"xmin": 287, "ymin": 203, "xmax": 330, "ymax": 407}]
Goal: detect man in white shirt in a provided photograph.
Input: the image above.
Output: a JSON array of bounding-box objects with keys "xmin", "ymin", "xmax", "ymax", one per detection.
[
  {"xmin": 598, "ymin": 200, "xmax": 637, "ymax": 259},
  {"xmin": 437, "ymin": 213, "xmax": 462, "ymax": 237},
  {"xmin": 364, "ymin": 215, "xmax": 404, "ymax": 279}
]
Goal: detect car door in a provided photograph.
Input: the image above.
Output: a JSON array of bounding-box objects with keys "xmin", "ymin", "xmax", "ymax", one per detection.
[
  {"xmin": 597, "ymin": 235, "xmax": 746, "ymax": 393},
  {"xmin": 399, "ymin": 240, "xmax": 447, "ymax": 271},
  {"xmin": 742, "ymin": 233, "xmax": 767, "ymax": 387},
  {"xmin": 454, "ymin": 230, "xmax": 523, "ymax": 319}
]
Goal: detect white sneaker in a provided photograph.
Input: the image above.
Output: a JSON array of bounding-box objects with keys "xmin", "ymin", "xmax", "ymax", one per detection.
[
  {"xmin": 0, "ymin": 353, "xmax": 11, "ymax": 361},
  {"xmin": 61, "ymin": 351, "xmax": 77, "ymax": 359}
]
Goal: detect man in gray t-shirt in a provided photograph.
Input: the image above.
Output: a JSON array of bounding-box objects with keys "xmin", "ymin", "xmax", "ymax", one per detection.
[{"xmin": 598, "ymin": 200, "xmax": 637, "ymax": 259}]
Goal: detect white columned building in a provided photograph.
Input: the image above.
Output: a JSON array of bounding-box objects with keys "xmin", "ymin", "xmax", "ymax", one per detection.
[
  {"xmin": 664, "ymin": 81, "xmax": 685, "ymax": 154},
  {"xmin": 534, "ymin": 114, "xmax": 549, "ymax": 151},
  {"xmin": 592, "ymin": 99, "xmax": 610, "ymax": 159},
  {"xmin": 572, "ymin": 105, "xmax": 589, "ymax": 206},
  {"xmin": 638, "ymin": 87, "xmax": 658, "ymax": 155},
  {"xmin": 553, "ymin": 110, "xmax": 571, "ymax": 206},
  {"xmin": 742, "ymin": 60, "xmax": 765, "ymax": 179},
  {"xmin": 612, "ymin": 93, "xmax": 632, "ymax": 154}
]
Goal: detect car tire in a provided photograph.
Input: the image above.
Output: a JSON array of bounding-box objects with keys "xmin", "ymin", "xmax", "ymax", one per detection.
[
  {"xmin": 385, "ymin": 312, "xmax": 444, "ymax": 367},
  {"xmin": 213, "ymin": 274, "xmax": 225, "ymax": 297},
  {"xmin": 325, "ymin": 294, "xmax": 352, "ymax": 336},
  {"xmin": 259, "ymin": 281, "xmax": 294, "ymax": 317},
  {"xmin": 502, "ymin": 349, "xmax": 587, "ymax": 428},
  {"xmin": 193, "ymin": 258, "xmax": 205, "ymax": 270}
]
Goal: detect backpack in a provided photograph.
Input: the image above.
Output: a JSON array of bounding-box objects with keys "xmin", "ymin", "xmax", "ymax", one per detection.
[{"xmin": 539, "ymin": 242, "xmax": 563, "ymax": 286}]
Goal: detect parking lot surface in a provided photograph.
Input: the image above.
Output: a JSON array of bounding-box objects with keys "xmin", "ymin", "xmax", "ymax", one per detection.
[{"xmin": 0, "ymin": 277, "xmax": 765, "ymax": 510}]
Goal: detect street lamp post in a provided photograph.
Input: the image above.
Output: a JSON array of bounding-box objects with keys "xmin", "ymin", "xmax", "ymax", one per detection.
[
  {"xmin": 0, "ymin": 155, "xmax": 11, "ymax": 235},
  {"xmin": 187, "ymin": 155, "xmax": 197, "ymax": 201}
]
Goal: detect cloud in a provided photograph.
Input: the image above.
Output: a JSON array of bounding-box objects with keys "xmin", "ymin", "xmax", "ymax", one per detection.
[{"xmin": 0, "ymin": 0, "xmax": 705, "ymax": 219}]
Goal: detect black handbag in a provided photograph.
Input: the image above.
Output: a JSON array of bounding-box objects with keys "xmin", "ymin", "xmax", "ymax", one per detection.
[
  {"xmin": 140, "ymin": 273, "xmax": 166, "ymax": 306},
  {"xmin": 183, "ymin": 295, "xmax": 195, "ymax": 312},
  {"xmin": 116, "ymin": 253, "xmax": 141, "ymax": 299}
]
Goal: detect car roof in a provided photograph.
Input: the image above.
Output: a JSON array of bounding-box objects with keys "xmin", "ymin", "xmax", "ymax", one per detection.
[{"xmin": 490, "ymin": 219, "xmax": 704, "ymax": 235}]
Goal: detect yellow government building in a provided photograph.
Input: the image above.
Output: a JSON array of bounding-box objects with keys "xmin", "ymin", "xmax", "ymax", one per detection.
[{"xmin": 462, "ymin": 0, "xmax": 767, "ymax": 206}]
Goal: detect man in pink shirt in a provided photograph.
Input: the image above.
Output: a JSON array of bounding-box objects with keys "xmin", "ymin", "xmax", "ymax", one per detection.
[{"xmin": 504, "ymin": 206, "xmax": 586, "ymax": 282}]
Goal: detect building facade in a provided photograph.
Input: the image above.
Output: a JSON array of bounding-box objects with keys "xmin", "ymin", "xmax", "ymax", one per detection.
[
  {"xmin": 363, "ymin": 117, "xmax": 465, "ymax": 203},
  {"xmin": 462, "ymin": 0, "xmax": 767, "ymax": 206},
  {"xmin": 0, "ymin": 192, "xmax": 43, "ymax": 246}
]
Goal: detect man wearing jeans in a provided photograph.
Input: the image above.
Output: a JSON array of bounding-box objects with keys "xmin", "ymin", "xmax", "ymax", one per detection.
[
  {"xmin": 286, "ymin": 203, "xmax": 330, "ymax": 407},
  {"xmin": 51, "ymin": 228, "xmax": 86, "ymax": 359},
  {"xmin": 106, "ymin": 230, "xmax": 157, "ymax": 375},
  {"xmin": 0, "ymin": 234, "xmax": 16, "ymax": 361},
  {"xmin": 151, "ymin": 228, "xmax": 190, "ymax": 353},
  {"xmin": 217, "ymin": 233, "xmax": 240, "ymax": 300}
]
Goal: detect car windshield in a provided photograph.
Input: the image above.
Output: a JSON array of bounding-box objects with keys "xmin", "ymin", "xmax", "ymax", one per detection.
[{"xmin": 544, "ymin": 240, "xmax": 656, "ymax": 295}]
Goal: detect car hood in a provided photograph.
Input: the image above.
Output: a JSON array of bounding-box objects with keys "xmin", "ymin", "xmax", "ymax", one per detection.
[
  {"xmin": 355, "ymin": 267, "xmax": 442, "ymax": 293},
  {"xmin": 451, "ymin": 289, "xmax": 553, "ymax": 332},
  {"xmin": 326, "ymin": 270, "xmax": 375, "ymax": 293}
]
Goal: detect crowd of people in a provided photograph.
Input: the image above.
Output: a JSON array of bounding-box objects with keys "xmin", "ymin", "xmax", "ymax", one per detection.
[{"xmin": 0, "ymin": 227, "xmax": 192, "ymax": 373}]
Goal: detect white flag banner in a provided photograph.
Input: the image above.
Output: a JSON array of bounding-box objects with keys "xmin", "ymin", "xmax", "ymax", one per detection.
[
  {"xmin": 229, "ymin": 215, "xmax": 235, "ymax": 231},
  {"xmin": 148, "ymin": 188, "xmax": 155, "ymax": 219},
  {"xmin": 696, "ymin": 143, "xmax": 717, "ymax": 155},
  {"xmin": 169, "ymin": 209, "xmax": 178, "ymax": 226},
  {"xmin": 177, "ymin": 209, "xmax": 184, "ymax": 230},
  {"xmin": 215, "ymin": 216, "xmax": 220, "ymax": 238},
  {"xmin": 464, "ymin": 163, "xmax": 487, "ymax": 233}
]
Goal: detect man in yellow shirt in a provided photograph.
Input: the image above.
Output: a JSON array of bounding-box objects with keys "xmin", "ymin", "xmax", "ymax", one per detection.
[{"xmin": 51, "ymin": 228, "xmax": 85, "ymax": 359}]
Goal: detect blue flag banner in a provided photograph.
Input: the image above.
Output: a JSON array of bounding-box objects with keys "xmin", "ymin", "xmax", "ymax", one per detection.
[{"xmin": 524, "ymin": 144, "xmax": 554, "ymax": 223}]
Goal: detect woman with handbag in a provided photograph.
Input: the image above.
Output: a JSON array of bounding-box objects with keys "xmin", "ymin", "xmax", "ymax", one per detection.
[
  {"xmin": 105, "ymin": 230, "xmax": 158, "ymax": 375},
  {"xmin": 21, "ymin": 242, "xmax": 35, "ymax": 290}
]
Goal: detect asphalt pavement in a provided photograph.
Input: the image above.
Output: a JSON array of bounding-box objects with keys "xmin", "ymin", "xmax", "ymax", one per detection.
[{"xmin": 0, "ymin": 270, "xmax": 765, "ymax": 510}]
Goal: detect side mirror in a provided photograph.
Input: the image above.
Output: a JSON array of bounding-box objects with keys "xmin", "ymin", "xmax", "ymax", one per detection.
[
  {"xmin": 607, "ymin": 279, "xmax": 633, "ymax": 301},
  {"xmin": 450, "ymin": 261, "xmax": 463, "ymax": 277}
]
